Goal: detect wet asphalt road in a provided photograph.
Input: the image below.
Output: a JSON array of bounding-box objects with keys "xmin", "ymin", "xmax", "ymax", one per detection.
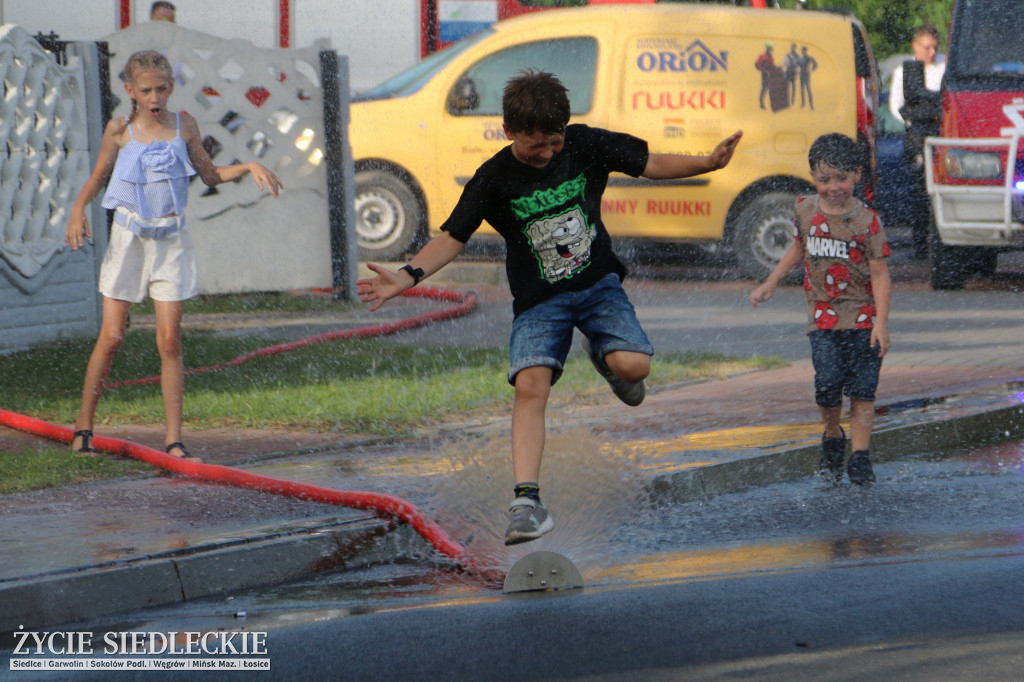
[
  {"xmin": 8, "ymin": 441, "xmax": 1024, "ymax": 681},
  {"xmin": 5, "ymin": 239, "xmax": 1024, "ymax": 679},
  {"xmin": 376, "ymin": 243, "xmax": 1024, "ymax": 371}
]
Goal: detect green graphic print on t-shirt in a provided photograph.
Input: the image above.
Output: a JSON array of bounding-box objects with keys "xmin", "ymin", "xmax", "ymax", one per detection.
[{"xmin": 512, "ymin": 174, "xmax": 593, "ymax": 283}]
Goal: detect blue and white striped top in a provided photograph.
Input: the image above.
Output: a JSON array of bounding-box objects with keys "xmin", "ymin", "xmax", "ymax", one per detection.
[{"xmin": 102, "ymin": 112, "xmax": 196, "ymax": 218}]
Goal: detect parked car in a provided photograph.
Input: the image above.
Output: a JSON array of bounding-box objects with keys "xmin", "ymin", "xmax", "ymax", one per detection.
[{"xmin": 873, "ymin": 89, "xmax": 917, "ymax": 231}]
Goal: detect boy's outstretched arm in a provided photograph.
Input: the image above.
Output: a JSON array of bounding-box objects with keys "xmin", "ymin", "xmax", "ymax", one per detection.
[
  {"xmin": 357, "ymin": 232, "xmax": 465, "ymax": 311},
  {"xmin": 642, "ymin": 130, "xmax": 743, "ymax": 180},
  {"xmin": 750, "ymin": 239, "xmax": 804, "ymax": 307}
]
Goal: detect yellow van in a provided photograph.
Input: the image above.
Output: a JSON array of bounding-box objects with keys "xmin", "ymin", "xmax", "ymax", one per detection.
[{"xmin": 349, "ymin": 4, "xmax": 878, "ymax": 279}]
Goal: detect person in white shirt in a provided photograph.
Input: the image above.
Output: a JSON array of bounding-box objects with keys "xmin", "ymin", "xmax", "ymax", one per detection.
[
  {"xmin": 889, "ymin": 25, "xmax": 945, "ymax": 125},
  {"xmin": 888, "ymin": 25, "xmax": 945, "ymax": 259}
]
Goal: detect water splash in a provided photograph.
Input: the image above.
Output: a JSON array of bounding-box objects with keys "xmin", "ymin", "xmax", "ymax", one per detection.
[{"xmin": 424, "ymin": 427, "xmax": 652, "ymax": 580}]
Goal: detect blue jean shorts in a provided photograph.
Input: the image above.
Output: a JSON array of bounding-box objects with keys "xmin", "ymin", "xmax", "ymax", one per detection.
[
  {"xmin": 809, "ymin": 329, "xmax": 883, "ymax": 407},
  {"xmin": 508, "ymin": 273, "xmax": 654, "ymax": 385}
]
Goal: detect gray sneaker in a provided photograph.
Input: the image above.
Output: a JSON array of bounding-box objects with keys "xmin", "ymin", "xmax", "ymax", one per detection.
[
  {"xmin": 504, "ymin": 497, "xmax": 554, "ymax": 546},
  {"xmin": 581, "ymin": 337, "xmax": 646, "ymax": 406}
]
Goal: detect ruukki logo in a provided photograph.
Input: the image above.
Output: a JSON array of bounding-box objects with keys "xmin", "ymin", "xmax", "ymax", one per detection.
[{"xmin": 631, "ymin": 90, "xmax": 725, "ymax": 111}]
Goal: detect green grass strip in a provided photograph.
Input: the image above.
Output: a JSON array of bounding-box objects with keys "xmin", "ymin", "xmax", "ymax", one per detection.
[{"xmin": 0, "ymin": 326, "xmax": 782, "ymax": 492}]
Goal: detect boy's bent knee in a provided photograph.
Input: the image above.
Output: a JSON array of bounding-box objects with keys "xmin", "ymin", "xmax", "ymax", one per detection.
[{"xmin": 605, "ymin": 350, "xmax": 650, "ymax": 383}]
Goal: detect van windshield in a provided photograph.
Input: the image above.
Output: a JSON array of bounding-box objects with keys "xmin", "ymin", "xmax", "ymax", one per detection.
[
  {"xmin": 948, "ymin": 0, "xmax": 1024, "ymax": 84},
  {"xmin": 355, "ymin": 32, "xmax": 491, "ymax": 101}
]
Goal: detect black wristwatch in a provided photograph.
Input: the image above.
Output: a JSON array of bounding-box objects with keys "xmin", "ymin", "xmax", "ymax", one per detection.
[{"xmin": 400, "ymin": 264, "xmax": 425, "ymax": 286}]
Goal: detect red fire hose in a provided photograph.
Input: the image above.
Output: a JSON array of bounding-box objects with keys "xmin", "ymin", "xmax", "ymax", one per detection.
[
  {"xmin": 0, "ymin": 408, "xmax": 469, "ymax": 562},
  {"xmin": 0, "ymin": 287, "xmax": 478, "ymax": 567},
  {"xmin": 108, "ymin": 287, "xmax": 479, "ymax": 388}
]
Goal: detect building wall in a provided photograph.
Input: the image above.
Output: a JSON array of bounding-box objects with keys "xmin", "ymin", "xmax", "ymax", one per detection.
[{"xmin": 0, "ymin": 0, "xmax": 420, "ymax": 94}]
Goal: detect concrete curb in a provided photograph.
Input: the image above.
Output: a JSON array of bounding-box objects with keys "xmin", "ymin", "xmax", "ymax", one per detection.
[
  {"xmin": 0, "ymin": 518, "xmax": 431, "ymax": 632},
  {"xmin": 648, "ymin": 401, "xmax": 1024, "ymax": 504}
]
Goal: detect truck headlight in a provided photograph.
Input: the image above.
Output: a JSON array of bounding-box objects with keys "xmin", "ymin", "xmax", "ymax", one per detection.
[{"xmin": 943, "ymin": 149, "xmax": 1003, "ymax": 179}]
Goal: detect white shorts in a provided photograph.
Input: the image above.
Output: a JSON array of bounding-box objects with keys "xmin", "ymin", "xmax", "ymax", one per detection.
[{"xmin": 98, "ymin": 219, "xmax": 198, "ymax": 303}]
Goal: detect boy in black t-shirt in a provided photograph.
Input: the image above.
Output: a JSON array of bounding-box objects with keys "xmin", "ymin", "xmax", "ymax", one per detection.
[{"xmin": 358, "ymin": 70, "xmax": 741, "ymax": 545}]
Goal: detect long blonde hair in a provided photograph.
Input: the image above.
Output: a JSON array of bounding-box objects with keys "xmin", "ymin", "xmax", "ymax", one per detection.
[{"xmin": 122, "ymin": 50, "xmax": 174, "ymax": 122}]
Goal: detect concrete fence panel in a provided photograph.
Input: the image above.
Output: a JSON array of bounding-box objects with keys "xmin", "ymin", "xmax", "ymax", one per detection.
[{"xmin": 0, "ymin": 25, "xmax": 106, "ymax": 353}]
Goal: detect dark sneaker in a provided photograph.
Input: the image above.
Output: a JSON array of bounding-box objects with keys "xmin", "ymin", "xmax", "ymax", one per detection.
[
  {"xmin": 818, "ymin": 427, "xmax": 846, "ymax": 485},
  {"xmin": 504, "ymin": 497, "xmax": 554, "ymax": 546},
  {"xmin": 581, "ymin": 337, "xmax": 646, "ymax": 406},
  {"xmin": 847, "ymin": 449, "xmax": 876, "ymax": 485}
]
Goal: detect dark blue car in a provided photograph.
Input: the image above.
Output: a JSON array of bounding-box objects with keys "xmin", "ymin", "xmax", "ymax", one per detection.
[{"xmin": 873, "ymin": 90, "xmax": 918, "ymax": 231}]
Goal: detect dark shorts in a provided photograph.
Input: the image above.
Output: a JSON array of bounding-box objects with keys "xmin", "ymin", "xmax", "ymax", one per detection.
[
  {"xmin": 508, "ymin": 273, "xmax": 653, "ymax": 386},
  {"xmin": 809, "ymin": 329, "xmax": 883, "ymax": 407}
]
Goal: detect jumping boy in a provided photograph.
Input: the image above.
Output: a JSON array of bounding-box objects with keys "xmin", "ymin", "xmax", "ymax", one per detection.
[
  {"xmin": 358, "ymin": 69, "xmax": 741, "ymax": 544},
  {"xmin": 750, "ymin": 132, "xmax": 890, "ymax": 486}
]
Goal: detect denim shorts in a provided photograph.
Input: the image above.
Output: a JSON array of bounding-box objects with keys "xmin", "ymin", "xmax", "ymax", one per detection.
[
  {"xmin": 508, "ymin": 273, "xmax": 653, "ymax": 385},
  {"xmin": 809, "ymin": 329, "xmax": 883, "ymax": 407}
]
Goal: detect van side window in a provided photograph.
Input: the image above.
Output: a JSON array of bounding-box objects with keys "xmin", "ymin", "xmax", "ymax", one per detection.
[{"xmin": 447, "ymin": 37, "xmax": 597, "ymax": 116}]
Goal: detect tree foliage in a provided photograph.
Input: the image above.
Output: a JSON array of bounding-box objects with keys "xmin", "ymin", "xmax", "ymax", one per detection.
[
  {"xmin": 793, "ymin": 0, "xmax": 956, "ymax": 59},
  {"xmin": 555, "ymin": 1, "xmax": 958, "ymax": 63}
]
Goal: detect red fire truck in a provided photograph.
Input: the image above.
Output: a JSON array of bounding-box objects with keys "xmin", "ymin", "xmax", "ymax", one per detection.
[
  {"xmin": 419, "ymin": 0, "xmax": 768, "ymax": 57},
  {"xmin": 920, "ymin": 0, "xmax": 1024, "ymax": 289}
]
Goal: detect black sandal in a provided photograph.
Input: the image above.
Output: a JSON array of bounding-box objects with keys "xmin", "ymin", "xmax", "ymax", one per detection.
[
  {"xmin": 72, "ymin": 430, "xmax": 97, "ymax": 457},
  {"xmin": 165, "ymin": 441, "xmax": 202, "ymax": 462}
]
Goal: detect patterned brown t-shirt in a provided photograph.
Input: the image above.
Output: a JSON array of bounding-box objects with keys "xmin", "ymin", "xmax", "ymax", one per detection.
[{"xmin": 793, "ymin": 195, "xmax": 890, "ymax": 334}]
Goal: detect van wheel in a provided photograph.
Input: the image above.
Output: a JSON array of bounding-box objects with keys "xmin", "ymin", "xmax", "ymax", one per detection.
[
  {"xmin": 732, "ymin": 192, "xmax": 799, "ymax": 281},
  {"xmin": 928, "ymin": 227, "xmax": 969, "ymax": 290},
  {"xmin": 354, "ymin": 170, "xmax": 422, "ymax": 261}
]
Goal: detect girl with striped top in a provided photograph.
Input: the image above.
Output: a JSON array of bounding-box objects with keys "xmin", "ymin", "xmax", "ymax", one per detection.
[{"xmin": 65, "ymin": 50, "xmax": 283, "ymax": 461}]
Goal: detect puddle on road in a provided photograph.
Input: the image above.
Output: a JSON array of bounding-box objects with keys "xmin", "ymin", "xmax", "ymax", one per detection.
[
  {"xmin": 36, "ymin": 437, "xmax": 1024, "ymax": 640},
  {"xmin": 953, "ymin": 439, "xmax": 1024, "ymax": 470},
  {"xmin": 592, "ymin": 529, "xmax": 1024, "ymax": 588}
]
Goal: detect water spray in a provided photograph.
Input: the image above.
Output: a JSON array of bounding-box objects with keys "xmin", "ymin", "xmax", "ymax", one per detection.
[
  {"xmin": 1, "ymin": 288, "xmax": 474, "ymax": 563},
  {"xmin": 1, "ymin": 287, "xmax": 584, "ymax": 591}
]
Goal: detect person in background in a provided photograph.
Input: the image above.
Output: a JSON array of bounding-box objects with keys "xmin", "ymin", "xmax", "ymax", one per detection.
[
  {"xmin": 889, "ymin": 25, "xmax": 945, "ymax": 125},
  {"xmin": 150, "ymin": 1, "xmax": 176, "ymax": 23},
  {"xmin": 889, "ymin": 24, "xmax": 945, "ymax": 259}
]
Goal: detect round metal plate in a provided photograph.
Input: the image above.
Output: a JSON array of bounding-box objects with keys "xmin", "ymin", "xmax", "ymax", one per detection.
[{"xmin": 502, "ymin": 551, "xmax": 584, "ymax": 594}]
